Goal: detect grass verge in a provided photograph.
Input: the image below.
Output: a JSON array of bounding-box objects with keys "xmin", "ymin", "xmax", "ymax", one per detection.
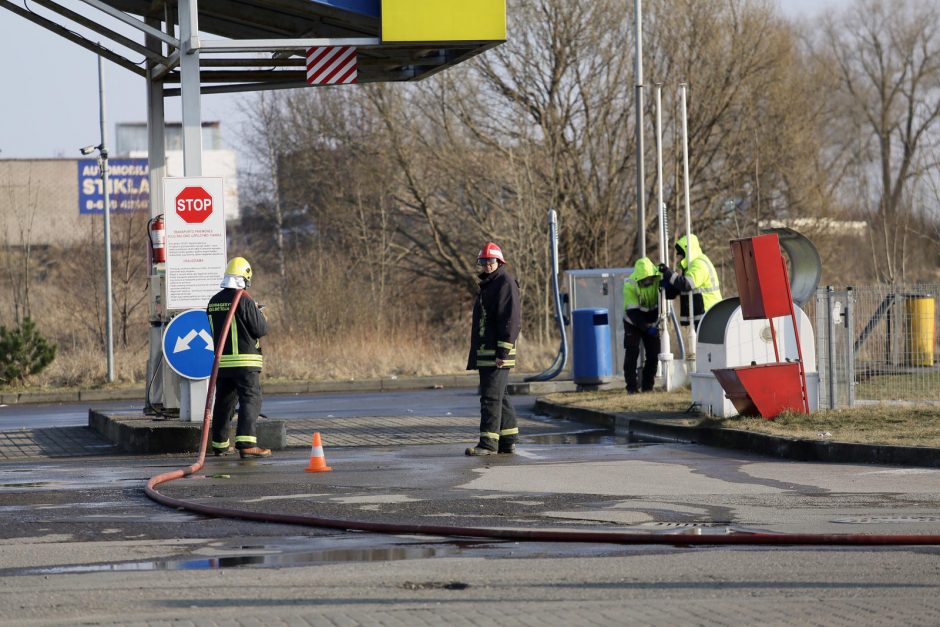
[{"xmin": 543, "ymin": 388, "xmax": 940, "ymax": 448}]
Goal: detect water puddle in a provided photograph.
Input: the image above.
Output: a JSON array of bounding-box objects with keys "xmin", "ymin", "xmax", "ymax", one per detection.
[
  {"xmin": 0, "ymin": 481, "xmax": 57, "ymax": 489},
  {"xmin": 640, "ymin": 522, "xmax": 773, "ymax": 536},
  {"xmin": 523, "ymin": 430, "xmax": 644, "ymax": 446},
  {"xmin": 23, "ymin": 542, "xmax": 462, "ymax": 574}
]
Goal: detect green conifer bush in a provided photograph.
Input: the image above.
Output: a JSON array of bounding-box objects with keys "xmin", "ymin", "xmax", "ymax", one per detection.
[{"xmin": 0, "ymin": 318, "xmax": 57, "ymax": 385}]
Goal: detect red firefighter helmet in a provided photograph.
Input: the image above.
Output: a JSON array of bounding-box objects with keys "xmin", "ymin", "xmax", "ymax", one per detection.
[{"xmin": 477, "ymin": 242, "xmax": 506, "ymax": 264}]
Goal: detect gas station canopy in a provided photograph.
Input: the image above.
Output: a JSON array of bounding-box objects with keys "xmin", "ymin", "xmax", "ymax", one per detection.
[{"xmin": 2, "ymin": 0, "xmax": 507, "ymax": 93}]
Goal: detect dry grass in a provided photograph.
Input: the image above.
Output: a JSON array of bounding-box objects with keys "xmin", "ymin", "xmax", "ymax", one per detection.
[
  {"xmin": 263, "ymin": 332, "xmax": 467, "ymax": 380},
  {"xmin": 7, "ymin": 325, "xmax": 555, "ymax": 390},
  {"xmin": 544, "ymin": 388, "xmax": 694, "ymax": 414},
  {"xmin": 543, "ymin": 388, "xmax": 940, "ymax": 448},
  {"xmin": 709, "ymin": 405, "xmax": 940, "ymax": 448}
]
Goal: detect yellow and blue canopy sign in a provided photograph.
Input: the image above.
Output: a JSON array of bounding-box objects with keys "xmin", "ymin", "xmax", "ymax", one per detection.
[{"xmin": 381, "ymin": 0, "xmax": 506, "ymax": 43}]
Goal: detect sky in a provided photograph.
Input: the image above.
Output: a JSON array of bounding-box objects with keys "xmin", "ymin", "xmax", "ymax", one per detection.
[{"xmin": 0, "ymin": 0, "xmax": 849, "ymax": 162}]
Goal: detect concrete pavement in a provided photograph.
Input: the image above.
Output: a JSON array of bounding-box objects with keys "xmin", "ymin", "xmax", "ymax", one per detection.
[{"xmin": 3, "ymin": 378, "xmax": 940, "ymax": 626}]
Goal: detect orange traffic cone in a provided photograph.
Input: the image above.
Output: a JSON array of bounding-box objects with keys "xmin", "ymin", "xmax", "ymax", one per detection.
[{"xmin": 304, "ymin": 432, "xmax": 332, "ymax": 472}]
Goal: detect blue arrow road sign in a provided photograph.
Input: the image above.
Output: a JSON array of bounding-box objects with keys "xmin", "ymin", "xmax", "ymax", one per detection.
[{"xmin": 162, "ymin": 309, "xmax": 215, "ymax": 380}]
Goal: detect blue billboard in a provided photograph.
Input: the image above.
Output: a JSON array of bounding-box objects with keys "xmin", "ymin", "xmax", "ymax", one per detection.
[
  {"xmin": 312, "ymin": 0, "xmax": 379, "ymax": 18},
  {"xmin": 78, "ymin": 158, "xmax": 150, "ymax": 214}
]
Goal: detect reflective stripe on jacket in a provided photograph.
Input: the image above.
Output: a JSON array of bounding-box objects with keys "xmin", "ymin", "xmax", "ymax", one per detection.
[
  {"xmin": 467, "ymin": 265, "xmax": 521, "ymax": 370},
  {"xmin": 668, "ymin": 234, "xmax": 722, "ymax": 325},
  {"xmin": 207, "ymin": 288, "xmax": 268, "ymax": 373}
]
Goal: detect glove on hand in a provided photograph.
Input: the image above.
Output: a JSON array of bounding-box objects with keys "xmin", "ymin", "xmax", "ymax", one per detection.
[
  {"xmin": 657, "ymin": 263, "xmax": 670, "ymax": 274},
  {"xmin": 645, "ymin": 325, "xmax": 659, "ymax": 336}
]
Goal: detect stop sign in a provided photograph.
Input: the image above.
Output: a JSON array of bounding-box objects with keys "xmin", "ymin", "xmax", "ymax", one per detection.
[{"xmin": 175, "ymin": 186, "xmax": 214, "ymax": 224}]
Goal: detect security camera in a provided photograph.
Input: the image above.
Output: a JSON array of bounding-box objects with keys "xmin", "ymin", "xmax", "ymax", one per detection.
[{"xmin": 80, "ymin": 145, "xmax": 97, "ymax": 155}]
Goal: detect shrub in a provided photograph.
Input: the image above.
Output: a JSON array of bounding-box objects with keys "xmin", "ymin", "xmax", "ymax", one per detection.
[{"xmin": 0, "ymin": 317, "xmax": 57, "ymax": 385}]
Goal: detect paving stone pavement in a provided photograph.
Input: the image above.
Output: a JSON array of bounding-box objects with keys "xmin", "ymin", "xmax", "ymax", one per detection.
[
  {"xmin": 0, "ymin": 426, "xmax": 121, "ymax": 460},
  {"xmin": 282, "ymin": 415, "xmax": 567, "ymax": 449},
  {"xmin": 0, "ymin": 414, "xmax": 572, "ymax": 461},
  {"xmin": 85, "ymin": 596, "xmax": 940, "ymax": 627}
]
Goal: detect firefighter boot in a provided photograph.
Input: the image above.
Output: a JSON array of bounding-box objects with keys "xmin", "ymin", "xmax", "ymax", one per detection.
[
  {"xmin": 465, "ymin": 438, "xmax": 498, "ymax": 456},
  {"xmin": 239, "ymin": 447, "xmax": 272, "ymax": 459}
]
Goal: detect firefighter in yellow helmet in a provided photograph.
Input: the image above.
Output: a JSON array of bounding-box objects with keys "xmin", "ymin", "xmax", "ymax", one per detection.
[
  {"xmin": 207, "ymin": 257, "xmax": 271, "ymax": 459},
  {"xmin": 659, "ymin": 233, "xmax": 722, "ymax": 328},
  {"xmin": 465, "ymin": 242, "xmax": 522, "ymax": 456}
]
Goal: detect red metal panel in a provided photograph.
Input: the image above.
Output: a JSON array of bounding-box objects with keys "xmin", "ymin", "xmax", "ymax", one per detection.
[
  {"xmin": 713, "ymin": 362, "xmax": 806, "ymax": 419},
  {"xmin": 729, "ymin": 233, "xmax": 792, "ymax": 319}
]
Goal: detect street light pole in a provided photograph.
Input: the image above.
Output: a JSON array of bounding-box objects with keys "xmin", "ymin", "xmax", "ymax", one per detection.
[{"xmin": 97, "ymin": 48, "xmax": 115, "ymax": 383}]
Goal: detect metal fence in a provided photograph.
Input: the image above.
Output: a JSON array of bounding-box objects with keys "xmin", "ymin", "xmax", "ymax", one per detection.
[{"xmin": 815, "ymin": 285, "xmax": 940, "ymax": 407}]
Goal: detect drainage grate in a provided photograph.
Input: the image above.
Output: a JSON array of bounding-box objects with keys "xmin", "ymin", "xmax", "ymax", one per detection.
[{"xmin": 832, "ymin": 515, "xmax": 940, "ymax": 524}]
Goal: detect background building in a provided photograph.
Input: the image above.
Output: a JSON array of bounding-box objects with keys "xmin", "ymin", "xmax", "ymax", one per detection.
[{"xmin": 0, "ymin": 121, "xmax": 238, "ymax": 247}]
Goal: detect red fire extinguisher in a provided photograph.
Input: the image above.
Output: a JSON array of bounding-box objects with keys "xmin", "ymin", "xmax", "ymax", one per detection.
[{"xmin": 148, "ymin": 214, "xmax": 166, "ymax": 265}]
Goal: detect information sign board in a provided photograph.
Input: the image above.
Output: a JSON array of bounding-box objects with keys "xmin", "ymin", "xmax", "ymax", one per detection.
[{"xmin": 163, "ymin": 177, "xmax": 227, "ymax": 310}]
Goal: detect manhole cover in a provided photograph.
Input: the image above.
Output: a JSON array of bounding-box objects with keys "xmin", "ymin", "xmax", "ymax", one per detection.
[{"xmin": 832, "ymin": 515, "xmax": 940, "ymax": 524}]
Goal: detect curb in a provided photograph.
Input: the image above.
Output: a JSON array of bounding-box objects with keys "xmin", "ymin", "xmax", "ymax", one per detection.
[
  {"xmin": 3, "ymin": 374, "xmax": 595, "ymax": 406},
  {"xmin": 534, "ymin": 399, "xmax": 940, "ymax": 469},
  {"xmin": 88, "ymin": 411, "xmax": 286, "ymax": 454}
]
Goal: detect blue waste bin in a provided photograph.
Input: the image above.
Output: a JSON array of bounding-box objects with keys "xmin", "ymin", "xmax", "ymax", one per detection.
[{"xmin": 572, "ymin": 308, "xmax": 612, "ymax": 385}]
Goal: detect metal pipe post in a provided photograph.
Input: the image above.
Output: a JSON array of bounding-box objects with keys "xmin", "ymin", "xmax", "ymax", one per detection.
[
  {"xmin": 846, "ymin": 287, "xmax": 856, "ymax": 407},
  {"xmin": 146, "ymin": 16, "xmax": 170, "ymax": 409},
  {"xmin": 654, "ymin": 84, "xmax": 672, "ymax": 390},
  {"xmin": 633, "ymin": 0, "xmax": 646, "ymax": 257},
  {"xmin": 827, "ymin": 287, "xmax": 836, "ymax": 409},
  {"xmin": 97, "ymin": 50, "xmax": 115, "ymax": 383},
  {"xmin": 679, "ymin": 84, "xmax": 695, "ymax": 364},
  {"xmin": 179, "ymin": 0, "xmax": 203, "ymax": 175}
]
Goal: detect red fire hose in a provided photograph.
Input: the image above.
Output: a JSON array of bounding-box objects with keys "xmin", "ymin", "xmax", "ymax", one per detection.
[
  {"xmin": 145, "ymin": 289, "xmax": 244, "ymax": 492},
  {"xmin": 145, "ymin": 294, "xmax": 940, "ymax": 546}
]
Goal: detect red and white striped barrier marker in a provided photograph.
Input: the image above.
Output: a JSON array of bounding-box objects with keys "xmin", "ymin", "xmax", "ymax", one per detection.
[{"xmin": 306, "ymin": 46, "xmax": 358, "ymax": 85}]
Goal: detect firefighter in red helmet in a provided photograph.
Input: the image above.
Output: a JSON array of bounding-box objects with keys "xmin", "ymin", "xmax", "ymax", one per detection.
[{"xmin": 466, "ymin": 242, "xmax": 522, "ymax": 456}]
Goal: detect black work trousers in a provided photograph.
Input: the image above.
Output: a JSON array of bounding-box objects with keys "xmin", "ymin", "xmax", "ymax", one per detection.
[
  {"xmin": 477, "ymin": 366, "xmax": 518, "ymax": 451},
  {"xmin": 212, "ymin": 370, "xmax": 263, "ymax": 449},
  {"xmin": 623, "ymin": 326, "xmax": 660, "ymax": 393}
]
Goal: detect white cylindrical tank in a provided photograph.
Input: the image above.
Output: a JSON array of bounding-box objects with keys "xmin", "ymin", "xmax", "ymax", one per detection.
[{"xmin": 691, "ymin": 297, "xmax": 818, "ymax": 417}]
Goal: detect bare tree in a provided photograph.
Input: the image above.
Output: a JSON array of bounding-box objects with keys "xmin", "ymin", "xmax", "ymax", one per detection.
[
  {"xmin": 817, "ymin": 0, "xmax": 940, "ymax": 283},
  {"xmin": 110, "ymin": 209, "xmax": 149, "ymax": 348},
  {"xmin": 644, "ymin": 0, "xmax": 831, "ymax": 253},
  {"xmin": 240, "ymin": 92, "xmax": 290, "ymax": 285},
  {"xmin": 235, "ymin": 0, "xmax": 836, "ymax": 344},
  {"xmin": 0, "ymin": 166, "xmax": 40, "ymax": 324}
]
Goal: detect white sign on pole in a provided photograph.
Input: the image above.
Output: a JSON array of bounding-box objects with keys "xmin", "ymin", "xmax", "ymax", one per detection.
[{"xmin": 163, "ymin": 177, "xmax": 227, "ymax": 310}]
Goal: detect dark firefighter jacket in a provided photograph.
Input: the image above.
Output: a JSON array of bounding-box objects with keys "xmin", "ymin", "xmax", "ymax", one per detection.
[
  {"xmin": 207, "ymin": 288, "xmax": 268, "ymax": 374},
  {"xmin": 467, "ymin": 264, "xmax": 521, "ymax": 369}
]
